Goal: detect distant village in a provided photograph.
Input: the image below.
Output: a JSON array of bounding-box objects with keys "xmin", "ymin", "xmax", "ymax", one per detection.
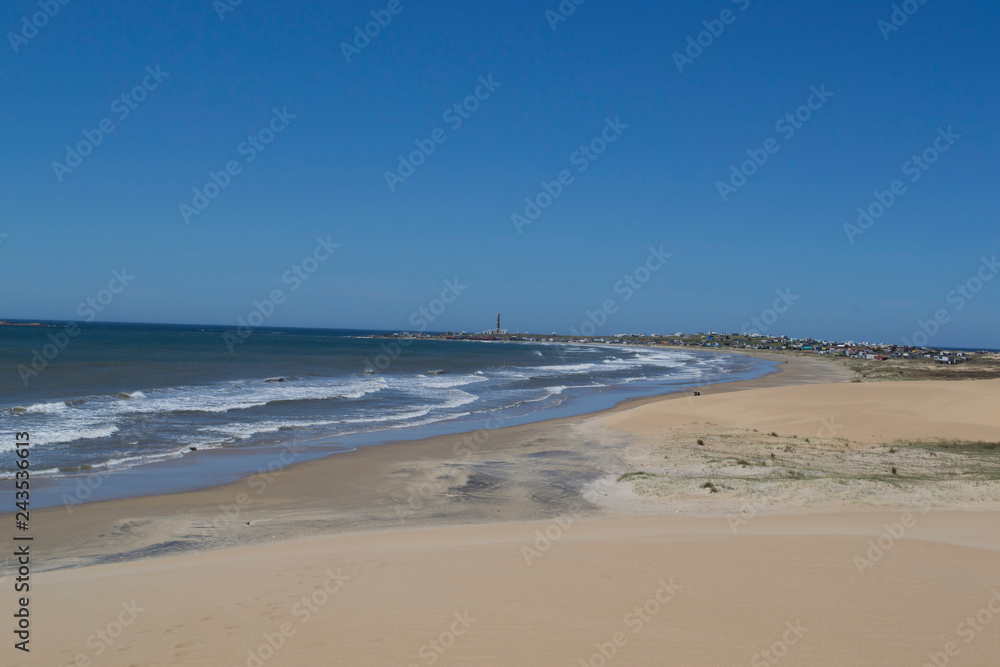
[
  {"xmin": 1, "ymin": 317, "xmax": 989, "ymax": 364},
  {"xmin": 382, "ymin": 318, "xmax": 989, "ymax": 366}
]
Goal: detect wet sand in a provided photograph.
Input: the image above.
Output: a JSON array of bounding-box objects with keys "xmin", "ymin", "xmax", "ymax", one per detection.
[{"xmin": 24, "ymin": 353, "xmax": 847, "ymax": 572}]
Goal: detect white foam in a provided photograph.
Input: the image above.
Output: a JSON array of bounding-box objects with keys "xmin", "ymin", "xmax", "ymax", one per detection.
[
  {"xmin": 101, "ymin": 453, "xmax": 157, "ymax": 468},
  {"xmin": 197, "ymin": 384, "xmax": 481, "ymax": 443},
  {"xmin": 0, "ymin": 345, "xmax": 755, "ymax": 477},
  {"xmin": 339, "ymin": 388, "xmax": 479, "ymax": 426},
  {"xmin": 13, "ymin": 401, "xmax": 69, "ymax": 415},
  {"xmin": 111, "ymin": 376, "xmax": 389, "ymax": 416},
  {"xmin": 0, "ymin": 467, "xmax": 62, "ymax": 480},
  {"xmin": 412, "ymin": 373, "xmax": 489, "ymax": 389},
  {"xmin": 201, "ymin": 418, "xmax": 344, "ymax": 442},
  {"xmin": 43, "ymin": 424, "xmax": 120, "ymax": 445}
]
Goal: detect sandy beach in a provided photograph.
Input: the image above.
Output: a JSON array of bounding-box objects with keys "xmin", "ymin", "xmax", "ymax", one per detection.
[
  {"xmin": 8, "ymin": 2, "xmax": 997, "ymax": 664},
  {"xmin": 12, "ymin": 353, "xmax": 1000, "ymax": 665}
]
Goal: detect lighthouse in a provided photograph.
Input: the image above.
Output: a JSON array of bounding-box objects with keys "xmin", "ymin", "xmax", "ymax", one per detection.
[{"xmin": 483, "ymin": 313, "xmax": 508, "ymax": 335}]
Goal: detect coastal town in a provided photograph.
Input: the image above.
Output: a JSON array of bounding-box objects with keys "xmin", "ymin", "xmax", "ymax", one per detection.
[
  {"xmin": 381, "ymin": 324, "xmax": 990, "ymax": 363},
  {"xmin": 3, "ymin": 317, "xmax": 995, "ymax": 378},
  {"xmin": 377, "ymin": 319, "xmax": 1000, "ymax": 381}
]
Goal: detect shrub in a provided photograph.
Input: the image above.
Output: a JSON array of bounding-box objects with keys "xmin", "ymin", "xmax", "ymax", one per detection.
[{"xmin": 617, "ymin": 471, "xmax": 654, "ymax": 482}]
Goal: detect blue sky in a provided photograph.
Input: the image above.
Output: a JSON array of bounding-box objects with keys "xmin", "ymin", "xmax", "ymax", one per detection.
[{"xmin": 2, "ymin": 0, "xmax": 998, "ymax": 347}]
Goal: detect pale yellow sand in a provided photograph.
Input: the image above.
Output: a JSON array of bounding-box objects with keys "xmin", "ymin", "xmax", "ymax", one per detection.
[
  {"xmin": 29, "ymin": 512, "xmax": 1000, "ymax": 666},
  {"xmin": 601, "ymin": 377, "xmax": 1000, "ymax": 443},
  {"xmin": 590, "ymin": 378, "xmax": 1000, "ymax": 516},
  {"xmin": 15, "ymin": 373, "xmax": 1000, "ymax": 666}
]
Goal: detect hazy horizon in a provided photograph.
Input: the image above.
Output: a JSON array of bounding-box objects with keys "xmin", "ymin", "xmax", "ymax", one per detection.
[{"xmin": 2, "ymin": 317, "xmax": 996, "ymax": 351}]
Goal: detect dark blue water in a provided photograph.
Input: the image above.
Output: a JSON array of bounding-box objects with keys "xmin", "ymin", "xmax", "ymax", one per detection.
[{"xmin": 0, "ymin": 323, "xmax": 774, "ymax": 503}]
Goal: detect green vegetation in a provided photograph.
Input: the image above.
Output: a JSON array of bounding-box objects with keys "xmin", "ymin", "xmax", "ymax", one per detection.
[
  {"xmin": 617, "ymin": 471, "xmax": 656, "ymax": 482},
  {"xmin": 895, "ymin": 439, "xmax": 1000, "ymax": 454}
]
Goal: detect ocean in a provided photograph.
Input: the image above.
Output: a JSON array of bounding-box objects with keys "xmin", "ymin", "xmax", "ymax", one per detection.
[{"xmin": 0, "ymin": 323, "xmax": 773, "ymax": 503}]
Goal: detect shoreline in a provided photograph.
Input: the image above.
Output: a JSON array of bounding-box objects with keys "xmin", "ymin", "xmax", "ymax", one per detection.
[
  {"xmin": 17, "ymin": 350, "xmax": 847, "ymax": 573},
  {"xmin": 16, "ymin": 353, "xmax": 1000, "ymax": 665},
  {"xmin": 16, "ymin": 344, "xmax": 776, "ymax": 508}
]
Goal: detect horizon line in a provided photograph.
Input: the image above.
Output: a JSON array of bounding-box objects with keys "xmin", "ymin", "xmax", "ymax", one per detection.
[{"xmin": 0, "ymin": 317, "xmax": 994, "ymax": 352}]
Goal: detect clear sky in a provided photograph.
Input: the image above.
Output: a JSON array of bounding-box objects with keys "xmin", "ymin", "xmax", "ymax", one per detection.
[{"xmin": 2, "ymin": 0, "xmax": 998, "ymax": 347}]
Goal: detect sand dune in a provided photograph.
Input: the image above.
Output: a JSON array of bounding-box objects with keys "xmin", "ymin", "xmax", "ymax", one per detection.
[
  {"xmin": 28, "ymin": 512, "xmax": 1000, "ymax": 666},
  {"xmin": 602, "ymin": 378, "xmax": 1000, "ymax": 443},
  {"xmin": 590, "ymin": 379, "xmax": 1000, "ymax": 517}
]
